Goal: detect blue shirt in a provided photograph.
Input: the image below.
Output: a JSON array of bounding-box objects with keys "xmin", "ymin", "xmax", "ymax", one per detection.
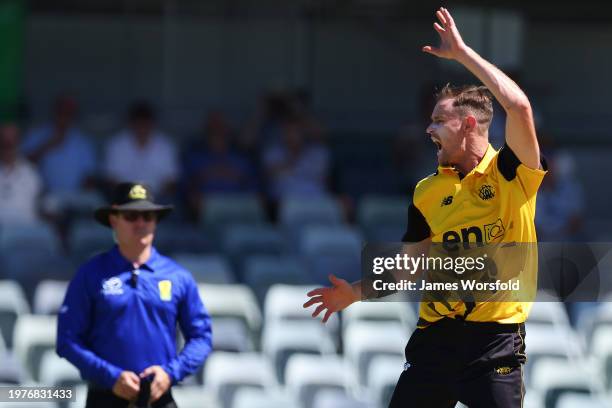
[
  {"xmin": 56, "ymin": 245, "xmax": 212, "ymax": 389},
  {"xmin": 21, "ymin": 125, "xmax": 97, "ymax": 193}
]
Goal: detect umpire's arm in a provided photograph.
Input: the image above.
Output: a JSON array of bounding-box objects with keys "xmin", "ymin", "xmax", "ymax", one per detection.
[
  {"xmin": 56, "ymin": 268, "xmax": 123, "ymax": 389},
  {"xmin": 162, "ymin": 273, "xmax": 212, "ymax": 385}
]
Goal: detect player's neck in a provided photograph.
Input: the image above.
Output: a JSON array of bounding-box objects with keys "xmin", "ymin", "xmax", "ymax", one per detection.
[{"xmin": 455, "ymin": 137, "xmax": 489, "ymax": 175}]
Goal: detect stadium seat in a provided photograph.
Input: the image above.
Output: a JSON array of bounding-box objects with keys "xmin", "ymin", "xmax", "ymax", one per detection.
[
  {"xmin": 46, "ymin": 190, "xmax": 105, "ymax": 215},
  {"xmin": 203, "ymin": 352, "xmax": 277, "ymax": 408},
  {"xmin": 154, "ymin": 222, "xmax": 216, "ymax": 255},
  {"xmin": 12, "ymin": 314, "xmax": 57, "ymax": 382},
  {"xmin": 285, "ymin": 354, "xmax": 350, "ymax": 408},
  {"xmin": 279, "ymin": 196, "xmax": 344, "ymax": 232},
  {"xmin": 67, "ymin": 220, "xmax": 113, "ymax": 263},
  {"xmin": 243, "ymin": 255, "xmax": 312, "ymax": 305},
  {"xmin": 33, "ymin": 280, "xmax": 69, "ymax": 315},
  {"xmin": 308, "ymin": 254, "xmax": 362, "ymax": 286},
  {"xmin": 368, "ymin": 355, "xmax": 404, "ymax": 407},
  {"xmin": 0, "ymin": 281, "xmax": 30, "ymax": 349},
  {"xmin": 556, "ymin": 393, "xmax": 610, "ymax": 408},
  {"xmin": 232, "ymin": 388, "xmax": 300, "ymax": 408},
  {"xmin": 171, "ymin": 385, "xmax": 216, "ymax": 408},
  {"xmin": 363, "ymin": 224, "xmax": 406, "ymax": 243},
  {"xmin": 530, "ymin": 358, "xmax": 594, "ymax": 408},
  {"xmin": 342, "ymin": 301, "xmax": 416, "ymax": 334},
  {"xmin": 175, "ymin": 254, "xmax": 235, "ymax": 284},
  {"xmin": 221, "ymin": 224, "xmax": 286, "ymax": 260},
  {"xmin": 1, "ymin": 249, "xmax": 75, "ymax": 301},
  {"xmin": 589, "ymin": 326, "xmax": 612, "ymax": 390},
  {"xmin": 212, "ymin": 318, "xmax": 254, "ymax": 353},
  {"xmin": 0, "ymin": 401, "xmax": 58, "ymax": 408},
  {"xmin": 528, "ymin": 295, "xmax": 572, "ymax": 327},
  {"xmin": 299, "ymin": 225, "xmax": 362, "ymax": 257},
  {"xmin": 523, "ymin": 389, "xmax": 545, "ymax": 408},
  {"xmin": 0, "ymin": 223, "xmax": 60, "ymax": 255},
  {"xmin": 524, "ymin": 323, "xmax": 583, "ymax": 381},
  {"xmin": 68, "ymin": 384, "xmax": 88, "ymax": 408},
  {"xmin": 264, "ymin": 284, "xmax": 340, "ymax": 337},
  {"xmin": 357, "ymin": 195, "xmax": 406, "ymax": 236},
  {"xmin": 201, "ymin": 194, "xmax": 265, "ymax": 227},
  {"xmin": 0, "ymin": 351, "xmax": 26, "ymax": 384},
  {"xmin": 198, "ymin": 284, "xmax": 262, "ymax": 336},
  {"xmin": 312, "ymin": 389, "xmax": 374, "ymax": 408},
  {"xmin": 299, "ymin": 225, "xmax": 363, "ymax": 284},
  {"xmin": 581, "ymin": 303, "xmax": 612, "ymax": 347},
  {"xmin": 261, "ymin": 321, "xmax": 336, "ymax": 383},
  {"xmin": 343, "ymin": 321, "xmax": 407, "ymax": 387},
  {"xmin": 39, "ymin": 349, "xmax": 82, "ymax": 387}
]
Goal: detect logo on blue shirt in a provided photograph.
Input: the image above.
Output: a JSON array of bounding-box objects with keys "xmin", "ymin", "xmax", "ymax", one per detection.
[{"xmin": 101, "ymin": 277, "xmax": 124, "ymax": 296}]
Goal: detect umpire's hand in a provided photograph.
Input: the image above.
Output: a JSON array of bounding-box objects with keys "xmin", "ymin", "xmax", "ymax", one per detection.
[
  {"xmin": 112, "ymin": 371, "xmax": 140, "ymax": 400},
  {"xmin": 140, "ymin": 365, "xmax": 171, "ymax": 403}
]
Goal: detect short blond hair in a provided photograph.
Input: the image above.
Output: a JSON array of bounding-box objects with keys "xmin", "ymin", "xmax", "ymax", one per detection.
[{"xmin": 436, "ymin": 84, "xmax": 494, "ymax": 130}]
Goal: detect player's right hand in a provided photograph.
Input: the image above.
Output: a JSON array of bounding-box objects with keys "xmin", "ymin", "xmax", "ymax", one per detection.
[
  {"xmin": 112, "ymin": 370, "xmax": 140, "ymax": 400},
  {"xmin": 303, "ymin": 274, "xmax": 360, "ymax": 323},
  {"xmin": 422, "ymin": 7, "xmax": 467, "ymax": 61}
]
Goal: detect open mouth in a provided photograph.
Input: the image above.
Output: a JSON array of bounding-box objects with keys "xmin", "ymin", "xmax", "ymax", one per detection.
[{"xmin": 431, "ymin": 138, "xmax": 442, "ymax": 151}]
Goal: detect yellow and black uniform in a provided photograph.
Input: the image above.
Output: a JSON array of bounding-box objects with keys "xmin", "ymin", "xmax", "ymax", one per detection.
[
  {"xmin": 406, "ymin": 143, "xmax": 547, "ymax": 327},
  {"xmin": 390, "ymin": 143, "xmax": 547, "ymax": 408}
]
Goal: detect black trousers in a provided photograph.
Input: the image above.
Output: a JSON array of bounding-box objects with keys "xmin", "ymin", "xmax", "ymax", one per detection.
[
  {"xmin": 85, "ymin": 389, "xmax": 177, "ymax": 408},
  {"xmin": 389, "ymin": 318, "xmax": 526, "ymax": 408}
]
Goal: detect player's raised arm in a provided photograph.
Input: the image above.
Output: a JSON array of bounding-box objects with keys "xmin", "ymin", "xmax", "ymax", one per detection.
[{"xmin": 423, "ymin": 7, "xmax": 541, "ymax": 169}]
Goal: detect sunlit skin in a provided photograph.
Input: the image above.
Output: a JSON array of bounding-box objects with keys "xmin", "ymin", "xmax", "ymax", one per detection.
[
  {"xmin": 107, "ymin": 210, "xmax": 171, "ymax": 403},
  {"xmin": 108, "ymin": 210, "xmax": 157, "ymax": 265},
  {"xmin": 427, "ymin": 98, "xmax": 489, "ymax": 176}
]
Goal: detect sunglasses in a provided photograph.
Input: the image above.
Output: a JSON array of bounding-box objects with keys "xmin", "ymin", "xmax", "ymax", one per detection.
[{"xmin": 114, "ymin": 211, "xmax": 157, "ymax": 222}]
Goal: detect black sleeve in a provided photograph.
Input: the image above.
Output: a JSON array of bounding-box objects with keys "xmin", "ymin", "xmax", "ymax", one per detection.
[
  {"xmin": 401, "ymin": 203, "xmax": 431, "ymax": 242},
  {"xmin": 497, "ymin": 143, "xmax": 521, "ymax": 181},
  {"xmin": 498, "ymin": 143, "xmax": 548, "ymax": 181}
]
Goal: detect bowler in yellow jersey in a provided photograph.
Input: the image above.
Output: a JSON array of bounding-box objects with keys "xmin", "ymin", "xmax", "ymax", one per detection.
[{"xmin": 304, "ymin": 7, "xmax": 546, "ymax": 408}]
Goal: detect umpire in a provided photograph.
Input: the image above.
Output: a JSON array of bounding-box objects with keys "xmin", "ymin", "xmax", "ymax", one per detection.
[{"xmin": 57, "ymin": 182, "xmax": 212, "ymax": 408}]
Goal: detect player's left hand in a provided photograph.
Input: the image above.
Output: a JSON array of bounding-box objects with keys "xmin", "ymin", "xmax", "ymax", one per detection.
[
  {"xmin": 140, "ymin": 365, "xmax": 171, "ymax": 403},
  {"xmin": 422, "ymin": 7, "xmax": 467, "ymax": 60}
]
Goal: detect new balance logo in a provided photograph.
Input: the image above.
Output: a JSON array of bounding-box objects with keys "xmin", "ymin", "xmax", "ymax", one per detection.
[{"xmin": 441, "ymin": 196, "xmax": 453, "ymax": 206}]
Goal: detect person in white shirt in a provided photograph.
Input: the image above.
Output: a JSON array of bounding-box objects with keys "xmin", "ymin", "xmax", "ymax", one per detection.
[
  {"xmin": 0, "ymin": 122, "xmax": 43, "ymax": 225},
  {"xmin": 104, "ymin": 102, "xmax": 178, "ymax": 196},
  {"xmin": 262, "ymin": 118, "xmax": 330, "ymax": 200}
]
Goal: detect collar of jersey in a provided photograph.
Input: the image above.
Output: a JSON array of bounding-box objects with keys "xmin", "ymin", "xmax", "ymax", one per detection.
[
  {"xmin": 437, "ymin": 143, "xmax": 496, "ymax": 178},
  {"xmin": 110, "ymin": 244, "xmax": 160, "ymax": 272}
]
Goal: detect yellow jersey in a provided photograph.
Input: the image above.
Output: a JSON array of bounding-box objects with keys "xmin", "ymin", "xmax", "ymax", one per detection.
[{"xmin": 404, "ymin": 143, "xmax": 547, "ymax": 326}]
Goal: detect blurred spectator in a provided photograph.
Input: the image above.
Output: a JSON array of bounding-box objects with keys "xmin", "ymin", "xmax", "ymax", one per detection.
[
  {"xmin": 104, "ymin": 102, "xmax": 178, "ymax": 196},
  {"xmin": 392, "ymin": 124, "xmax": 432, "ymax": 195},
  {"xmin": 536, "ymin": 150, "xmax": 584, "ymax": 241},
  {"xmin": 183, "ymin": 111, "xmax": 258, "ymax": 219},
  {"xmin": 0, "ymin": 122, "xmax": 43, "ymax": 224},
  {"xmin": 263, "ymin": 119, "xmax": 330, "ymax": 200},
  {"xmin": 21, "ymin": 94, "xmax": 97, "ymax": 193},
  {"xmin": 240, "ymin": 88, "xmax": 325, "ymax": 153}
]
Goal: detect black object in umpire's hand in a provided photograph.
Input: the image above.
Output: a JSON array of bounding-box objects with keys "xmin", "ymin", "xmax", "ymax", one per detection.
[{"xmin": 134, "ymin": 374, "xmax": 153, "ymax": 408}]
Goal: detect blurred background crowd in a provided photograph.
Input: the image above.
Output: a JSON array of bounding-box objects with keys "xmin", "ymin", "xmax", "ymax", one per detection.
[{"xmin": 0, "ymin": 1, "xmax": 611, "ymax": 408}]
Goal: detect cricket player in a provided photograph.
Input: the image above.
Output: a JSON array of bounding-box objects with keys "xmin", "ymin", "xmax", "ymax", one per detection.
[{"xmin": 304, "ymin": 7, "xmax": 546, "ymax": 407}]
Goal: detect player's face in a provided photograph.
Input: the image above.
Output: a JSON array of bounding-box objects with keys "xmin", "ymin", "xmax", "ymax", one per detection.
[
  {"xmin": 426, "ymin": 98, "xmax": 465, "ymax": 166},
  {"xmin": 110, "ymin": 211, "xmax": 157, "ymax": 248}
]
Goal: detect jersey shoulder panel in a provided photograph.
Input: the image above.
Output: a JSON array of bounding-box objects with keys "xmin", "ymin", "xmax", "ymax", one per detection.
[{"xmin": 413, "ymin": 170, "xmax": 453, "ymax": 209}]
